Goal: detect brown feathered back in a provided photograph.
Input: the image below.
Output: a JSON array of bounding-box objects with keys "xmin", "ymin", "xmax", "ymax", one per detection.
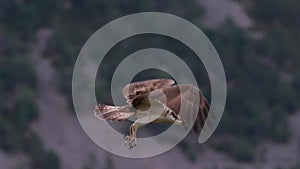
[{"xmin": 122, "ymin": 79, "xmax": 174, "ymax": 103}]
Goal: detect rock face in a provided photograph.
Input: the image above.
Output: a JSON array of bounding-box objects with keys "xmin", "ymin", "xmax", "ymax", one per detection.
[
  {"xmin": 22, "ymin": 2, "xmax": 299, "ymax": 169},
  {"xmin": 30, "ymin": 29, "xmax": 107, "ymax": 169},
  {"xmin": 0, "ymin": 152, "xmax": 17, "ymax": 169},
  {"xmin": 198, "ymin": 0, "xmax": 253, "ymax": 29}
]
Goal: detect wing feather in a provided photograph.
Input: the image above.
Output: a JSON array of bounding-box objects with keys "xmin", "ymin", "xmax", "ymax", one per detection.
[
  {"xmin": 122, "ymin": 79, "xmax": 175, "ymax": 104},
  {"xmin": 149, "ymin": 84, "xmax": 210, "ymax": 135}
]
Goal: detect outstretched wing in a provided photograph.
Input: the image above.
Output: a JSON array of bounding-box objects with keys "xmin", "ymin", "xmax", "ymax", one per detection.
[
  {"xmin": 149, "ymin": 84, "xmax": 210, "ymax": 135},
  {"xmin": 122, "ymin": 79, "xmax": 175, "ymax": 104}
]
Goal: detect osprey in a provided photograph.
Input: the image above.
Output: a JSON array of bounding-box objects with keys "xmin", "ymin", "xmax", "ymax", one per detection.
[{"xmin": 94, "ymin": 79, "xmax": 210, "ymax": 149}]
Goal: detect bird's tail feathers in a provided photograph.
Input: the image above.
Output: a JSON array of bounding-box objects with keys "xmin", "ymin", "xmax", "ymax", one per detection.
[{"xmin": 94, "ymin": 104, "xmax": 134, "ymax": 121}]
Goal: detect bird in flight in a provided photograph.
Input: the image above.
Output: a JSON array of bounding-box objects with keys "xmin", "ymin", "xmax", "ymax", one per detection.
[{"xmin": 94, "ymin": 79, "xmax": 210, "ymax": 149}]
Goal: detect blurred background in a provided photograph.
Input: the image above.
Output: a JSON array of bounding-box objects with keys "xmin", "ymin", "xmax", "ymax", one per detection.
[{"xmin": 0, "ymin": 0, "xmax": 300, "ymax": 169}]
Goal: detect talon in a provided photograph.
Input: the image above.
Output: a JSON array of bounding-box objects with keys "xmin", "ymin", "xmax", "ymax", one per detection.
[
  {"xmin": 130, "ymin": 141, "xmax": 137, "ymax": 148},
  {"xmin": 124, "ymin": 136, "xmax": 137, "ymax": 149},
  {"xmin": 124, "ymin": 135, "xmax": 130, "ymax": 142}
]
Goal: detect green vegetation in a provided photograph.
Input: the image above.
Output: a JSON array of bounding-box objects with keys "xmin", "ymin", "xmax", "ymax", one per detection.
[
  {"xmin": 0, "ymin": 3, "xmax": 61, "ymax": 166},
  {"xmin": 178, "ymin": 140, "xmax": 197, "ymax": 162},
  {"xmin": 14, "ymin": 86, "xmax": 39, "ymax": 129},
  {"xmin": 0, "ymin": 55, "xmax": 61, "ymax": 168},
  {"xmin": 0, "ymin": 55, "xmax": 38, "ymax": 152},
  {"xmin": 23, "ymin": 131, "xmax": 61, "ymax": 169},
  {"xmin": 208, "ymin": 0, "xmax": 300, "ymax": 161},
  {"xmin": 0, "ymin": 0, "xmax": 299, "ymax": 167},
  {"xmin": 103, "ymin": 156, "xmax": 115, "ymax": 169},
  {"xmin": 290, "ymin": 164, "xmax": 300, "ymax": 169},
  {"xmin": 206, "ymin": 18, "xmax": 298, "ymax": 160}
]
